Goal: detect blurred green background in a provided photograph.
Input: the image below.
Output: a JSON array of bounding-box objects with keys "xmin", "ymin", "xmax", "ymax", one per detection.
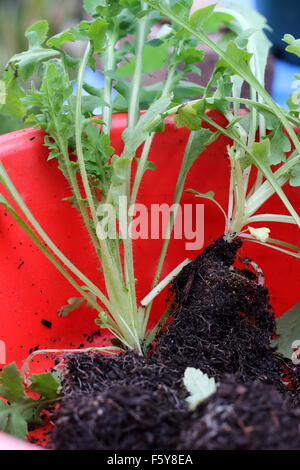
[{"xmin": 0, "ymin": 0, "xmax": 83, "ymax": 135}]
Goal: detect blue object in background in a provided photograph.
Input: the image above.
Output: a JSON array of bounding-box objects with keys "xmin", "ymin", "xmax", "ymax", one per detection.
[
  {"xmin": 253, "ymin": 0, "xmax": 300, "ymax": 107},
  {"xmin": 255, "ymin": 0, "xmax": 300, "ymax": 65},
  {"xmin": 271, "ymin": 59, "xmax": 299, "ymax": 108},
  {"xmin": 221, "ymin": 0, "xmax": 299, "ymax": 107},
  {"xmin": 74, "ymin": 67, "xmax": 117, "ymax": 114}
]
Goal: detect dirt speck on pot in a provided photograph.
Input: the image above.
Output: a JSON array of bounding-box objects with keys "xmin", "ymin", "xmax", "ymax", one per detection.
[{"xmin": 41, "ymin": 319, "xmax": 52, "ymax": 329}]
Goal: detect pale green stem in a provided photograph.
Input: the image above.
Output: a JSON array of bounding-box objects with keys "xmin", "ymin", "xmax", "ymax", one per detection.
[
  {"xmin": 75, "ymin": 41, "xmax": 98, "ymax": 227},
  {"xmin": 141, "ymin": 258, "xmax": 190, "ymax": 307},
  {"xmin": 102, "ymin": 30, "xmax": 117, "ymax": 135},
  {"xmin": 122, "ymin": 1, "xmax": 150, "ymax": 317},
  {"xmin": 229, "ymin": 149, "xmax": 247, "ymax": 234},
  {"xmin": 128, "ymin": 1, "xmax": 149, "ymax": 128},
  {"xmin": 45, "ymin": 80, "xmax": 100, "ymax": 257},
  {"xmin": 130, "ymin": 62, "xmax": 177, "ymax": 207},
  {"xmin": 246, "ymin": 214, "xmax": 297, "ymax": 225}
]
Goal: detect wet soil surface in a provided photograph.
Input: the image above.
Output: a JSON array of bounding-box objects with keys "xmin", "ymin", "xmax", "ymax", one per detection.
[{"xmin": 51, "ymin": 237, "xmax": 300, "ymax": 450}]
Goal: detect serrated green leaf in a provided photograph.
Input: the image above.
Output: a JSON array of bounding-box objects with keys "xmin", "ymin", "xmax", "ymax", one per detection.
[
  {"xmin": 217, "ymin": 40, "xmax": 252, "ymax": 72},
  {"xmin": 83, "ymin": 0, "xmax": 105, "ymax": 15},
  {"xmin": 269, "ymin": 125, "xmax": 291, "ymax": 165},
  {"xmin": 107, "ymin": 157, "xmax": 131, "ymax": 208},
  {"xmin": 272, "ymin": 302, "xmax": 300, "ymax": 360},
  {"xmin": 183, "ymin": 128, "xmax": 214, "ymax": 173},
  {"xmin": 0, "ymin": 363, "xmax": 26, "ymax": 403},
  {"xmin": 0, "ymin": 69, "xmax": 26, "ymax": 119},
  {"xmin": 25, "ymin": 20, "xmax": 49, "ymax": 49},
  {"xmin": 46, "ymin": 29, "xmax": 77, "ymax": 48},
  {"xmin": 174, "ymin": 103, "xmax": 201, "ymax": 130},
  {"xmin": 290, "ymin": 164, "xmax": 300, "ymax": 187},
  {"xmin": 5, "ymin": 408, "xmax": 28, "ymax": 440},
  {"xmin": 189, "ymin": 3, "xmax": 216, "ymax": 30},
  {"xmin": 111, "ymin": 157, "xmax": 130, "ymax": 186},
  {"xmin": 0, "ymin": 401, "xmax": 10, "ymax": 430},
  {"xmin": 85, "ymin": 18, "xmax": 107, "ymax": 53},
  {"xmin": 29, "ymin": 373, "xmax": 59, "ymax": 400},
  {"xmin": 184, "ymin": 367, "xmax": 217, "ymax": 410},
  {"xmin": 122, "ymin": 94, "xmax": 171, "ymax": 158},
  {"xmin": 9, "ymin": 48, "xmax": 59, "ymax": 82},
  {"xmin": 117, "ymin": 41, "xmax": 170, "ymax": 78},
  {"xmin": 283, "ymin": 34, "xmax": 300, "ymax": 58},
  {"xmin": 179, "ymin": 47, "xmax": 204, "ymax": 65},
  {"xmin": 96, "ymin": 0, "xmax": 124, "ymax": 17},
  {"xmin": 251, "ymin": 139, "xmax": 271, "ymax": 167},
  {"xmin": 6, "ymin": 20, "xmax": 60, "ymax": 81},
  {"xmin": 202, "ymin": 11, "xmax": 233, "ymax": 33},
  {"xmin": 0, "ymin": 361, "xmax": 59, "ymax": 440}
]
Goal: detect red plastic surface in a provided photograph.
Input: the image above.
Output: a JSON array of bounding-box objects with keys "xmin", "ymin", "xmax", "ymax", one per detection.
[{"xmin": 0, "ymin": 111, "xmax": 299, "ymax": 371}]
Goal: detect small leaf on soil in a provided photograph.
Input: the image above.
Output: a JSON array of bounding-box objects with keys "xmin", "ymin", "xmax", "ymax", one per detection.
[{"xmin": 184, "ymin": 367, "xmax": 217, "ymax": 410}]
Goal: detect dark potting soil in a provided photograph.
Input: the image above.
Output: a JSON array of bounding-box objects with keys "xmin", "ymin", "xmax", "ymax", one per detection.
[
  {"xmin": 61, "ymin": 351, "xmax": 184, "ymax": 397},
  {"xmin": 52, "ymin": 383, "xmax": 187, "ymax": 450},
  {"xmin": 179, "ymin": 376, "xmax": 300, "ymax": 450},
  {"xmin": 153, "ymin": 237, "xmax": 288, "ymax": 390},
  {"xmin": 51, "ymin": 236, "xmax": 300, "ymax": 450}
]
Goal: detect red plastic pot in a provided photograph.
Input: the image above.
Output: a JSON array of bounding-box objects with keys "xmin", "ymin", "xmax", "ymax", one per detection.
[{"xmin": 0, "ymin": 110, "xmax": 299, "ymax": 447}]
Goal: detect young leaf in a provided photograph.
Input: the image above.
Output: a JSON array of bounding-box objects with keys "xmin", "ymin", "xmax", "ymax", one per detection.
[
  {"xmin": 217, "ymin": 40, "xmax": 252, "ymax": 73},
  {"xmin": 189, "ymin": 3, "xmax": 216, "ymax": 30},
  {"xmin": 290, "ymin": 163, "xmax": 300, "ymax": 187},
  {"xmin": 271, "ymin": 302, "xmax": 300, "ymax": 360},
  {"xmin": 117, "ymin": 41, "xmax": 170, "ymax": 78},
  {"xmin": 8, "ymin": 21, "xmax": 60, "ymax": 81},
  {"xmin": 182, "ymin": 128, "xmax": 215, "ymax": 175},
  {"xmin": 122, "ymin": 95, "xmax": 171, "ymax": 158},
  {"xmin": 268, "ymin": 124, "xmax": 291, "ymax": 165},
  {"xmin": 0, "ymin": 363, "xmax": 59, "ymax": 440},
  {"xmin": 186, "ymin": 189, "xmax": 227, "ymax": 221},
  {"xmin": 25, "ymin": 20, "xmax": 49, "ymax": 48},
  {"xmin": 83, "ymin": 0, "xmax": 105, "ymax": 15},
  {"xmin": 0, "ymin": 363, "xmax": 26, "ymax": 403},
  {"xmin": 46, "ymin": 29, "xmax": 78, "ymax": 48},
  {"xmin": 80, "ymin": 19, "xmax": 107, "ymax": 53},
  {"xmin": 283, "ymin": 34, "xmax": 300, "ymax": 58},
  {"xmin": 184, "ymin": 368, "xmax": 217, "ymax": 411},
  {"xmin": 0, "ymin": 69, "xmax": 26, "ymax": 119},
  {"xmin": 174, "ymin": 103, "xmax": 201, "ymax": 130},
  {"xmin": 0, "ymin": 403, "xmax": 28, "ymax": 440},
  {"xmin": 29, "ymin": 373, "xmax": 60, "ymax": 400},
  {"xmin": 248, "ymin": 226, "xmax": 271, "ymax": 243}
]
